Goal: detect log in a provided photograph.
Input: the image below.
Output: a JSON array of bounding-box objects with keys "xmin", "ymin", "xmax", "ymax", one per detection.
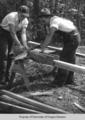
[
  {"xmin": 12, "ymin": 43, "xmax": 85, "ymax": 91},
  {"xmin": 1, "ymin": 90, "xmax": 68, "ymax": 114},
  {"xmin": 14, "ymin": 48, "xmax": 85, "ymax": 74},
  {"xmin": 13, "ymin": 49, "xmax": 58, "ymax": 66},
  {"xmin": 30, "ymin": 50, "xmax": 58, "ymax": 65},
  {"xmin": 0, "ymin": 101, "xmax": 40, "ymax": 113},
  {"xmin": 11, "ymin": 47, "xmax": 58, "ymax": 90},
  {"xmin": 0, "ymin": 95, "xmax": 44, "ymax": 113},
  {"xmin": 13, "ymin": 49, "xmax": 57, "ymax": 89},
  {"xmin": 54, "ymin": 60, "xmax": 85, "ymax": 74},
  {"xmin": 28, "ymin": 41, "xmax": 85, "ymax": 58}
]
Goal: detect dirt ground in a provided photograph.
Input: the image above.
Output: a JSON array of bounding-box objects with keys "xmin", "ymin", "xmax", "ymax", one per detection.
[{"xmin": 11, "ymin": 46, "xmax": 85, "ymax": 113}]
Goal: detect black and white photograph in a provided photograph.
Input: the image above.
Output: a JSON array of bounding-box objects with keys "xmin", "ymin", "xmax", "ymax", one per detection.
[{"xmin": 0, "ymin": 0, "xmax": 85, "ymax": 120}]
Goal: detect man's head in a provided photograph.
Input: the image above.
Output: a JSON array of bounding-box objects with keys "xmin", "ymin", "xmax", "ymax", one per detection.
[
  {"xmin": 18, "ymin": 5, "xmax": 29, "ymax": 20},
  {"xmin": 38, "ymin": 8, "xmax": 52, "ymax": 25},
  {"xmin": 39, "ymin": 8, "xmax": 51, "ymax": 17}
]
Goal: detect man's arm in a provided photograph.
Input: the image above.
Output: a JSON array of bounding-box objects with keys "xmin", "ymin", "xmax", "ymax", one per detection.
[
  {"xmin": 21, "ymin": 27, "xmax": 29, "ymax": 50},
  {"xmin": 41, "ymin": 27, "xmax": 56, "ymax": 52},
  {"xmin": 9, "ymin": 24, "xmax": 22, "ymax": 47}
]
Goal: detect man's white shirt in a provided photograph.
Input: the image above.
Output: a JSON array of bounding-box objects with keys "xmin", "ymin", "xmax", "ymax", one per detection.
[
  {"xmin": 50, "ymin": 16, "xmax": 76, "ymax": 32},
  {"xmin": 1, "ymin": 12, "xmax": 29, "ymax": 31}
]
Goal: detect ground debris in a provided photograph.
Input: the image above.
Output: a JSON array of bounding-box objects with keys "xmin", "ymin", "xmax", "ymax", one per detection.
[{"xmin": 11, "ymin": 46, "xmax": 85, "ymax": 113}]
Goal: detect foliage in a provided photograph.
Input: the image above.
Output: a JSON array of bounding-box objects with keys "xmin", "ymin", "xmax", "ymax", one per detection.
[
  {"xmin": 0, "ymin": 0, "xmax": 85, "ymax": 44},
  {"xmin": 34, "ymin": 0, "xmax": 85, "ymax": 45}
]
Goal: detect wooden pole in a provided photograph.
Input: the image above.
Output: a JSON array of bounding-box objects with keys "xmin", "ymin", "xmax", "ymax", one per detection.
[
  {"xmin": 1, "ymin": 90, "xmax": 68, "ymax": 114},
  {"xmin": 74, "ymin": 102, "xmax": 85, "ymax": 113},
  {"xmin": 28, "ymin": 41, "xmax": 85, "ymax": 58},
  {"xmin": 54, "ymin": 60, "xmax": 85, "ymax": 74},
  {"xmin": 1, "ymin": 95, "xmax": 44, "ymax": 113},
  {"xmin": 0, "ymin": 101, "xmax": 40, "ymax": 113}
]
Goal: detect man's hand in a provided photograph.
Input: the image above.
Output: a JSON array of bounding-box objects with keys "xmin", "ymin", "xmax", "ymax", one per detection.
[{"xmin": 40, "ymin": 27, "xmax": 56, "ymax": 52}]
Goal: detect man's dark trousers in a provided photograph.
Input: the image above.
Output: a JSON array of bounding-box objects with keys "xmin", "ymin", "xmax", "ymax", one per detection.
[
  {"xmin": 54, "ymin": 30, "xmax": 80, "ymax": 86},
  {"xmin": 0, "ymin": 27, "xmax": 13, "ymax": 84}
]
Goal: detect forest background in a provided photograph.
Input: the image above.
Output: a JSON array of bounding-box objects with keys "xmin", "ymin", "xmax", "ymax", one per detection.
[{"xmin": 0, "ymin": 0, "xmax": 85, "ymax": 45}]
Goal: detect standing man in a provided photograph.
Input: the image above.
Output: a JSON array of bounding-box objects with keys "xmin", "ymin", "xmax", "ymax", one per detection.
[
  {"xmin": 0, "ymin": 5, "xmax": 29, "ymax": 87},
  {"xmin": 38, "ymin": 8, "xmax": 81, "ymax": 87}
]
